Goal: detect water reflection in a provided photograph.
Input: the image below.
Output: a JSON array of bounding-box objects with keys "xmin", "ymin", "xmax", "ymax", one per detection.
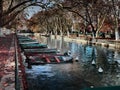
[
  {"xmin": 45, "ymin": 36, "xmax": 120, "ymax": 73},
  {"xmin": 26, "ymin": 36, "xmax": 120, "ymax": 90}
]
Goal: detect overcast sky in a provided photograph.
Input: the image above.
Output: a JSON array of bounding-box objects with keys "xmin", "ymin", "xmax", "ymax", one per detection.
[
  {"xmin": 24, "ymin": 0, "xmax": 54, "ymax": 19},
  {"xmin": 24, "ymin": 6, "xmax": 41, "ymax": 19}
]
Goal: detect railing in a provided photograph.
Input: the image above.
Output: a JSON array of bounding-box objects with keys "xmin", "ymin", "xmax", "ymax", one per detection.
[
  {"xmin": 14, "ymin": 33, "xmax": 20, "ymax": 90},
  {"xmin": 14, "ymin": 33, "xmax": 28, "ymax": 90}
]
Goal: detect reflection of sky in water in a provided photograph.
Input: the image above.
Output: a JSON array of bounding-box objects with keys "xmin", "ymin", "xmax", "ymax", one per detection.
[
  {"xmin": 45, "ymin": 37, "xmax": 120, "ymax": 69},
  {"xmin": 26, "ymin": 65, "xmax": 55, "ymax": 78},
  {"xmin": 36, "ymin": 36, "xmax": 120, "ymax": 72},
  {"xmin": 26, "ymin": 36, "xmax": 120, "ymax": 89},
  {"xmin": 85, "ymin": 46, "xmax": 93, "ymax": 57},
  {"xmin": 69, "ymin": 43, "xmax": 78, "ymax": 54}
]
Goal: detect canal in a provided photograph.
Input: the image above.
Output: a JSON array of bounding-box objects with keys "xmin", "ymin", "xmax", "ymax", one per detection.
[{"xmin": 26, "ymin": 36, "xmax": 120, "ymax": 90}]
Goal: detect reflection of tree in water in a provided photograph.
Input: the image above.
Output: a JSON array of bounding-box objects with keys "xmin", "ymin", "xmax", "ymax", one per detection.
[
  {"xmin": 81, "ymin": 46, "xmax": 102, "ymax": 86},
  {"xmin": 45, "ymin": 36, "xmax": 119, "ymax": 74},
  {"xmin": 82, "ymin": 45, "xmax": 120, "ymax": 73},
  {"xmin": 81, "ymin": 46, "xmax": 98, "ymax": 77},
  {"xmin": 106, "ymin": 49, "xmax": 119, "ymax": 73},
  {"xmin": 96, "ymin": 47, "xmax": 109, "ymax": 72},
  {"xmin": 96, "ymin": 48, "xmax": 120, "ymax": 73},
  {"xmin": 82, "ymin": 45, "xmax": 97, "ymax": 64},
  {"xmin": 47, "ymin": 36, "xmax": 52, "ymax": 48},
  {"xmin": 60, "ymin": 36, "xmax": 70, "ymax": 53},
  {"xmin": 82, "ymin": 45, "xmax": 118, "ymax": 73},
  {"xmin": 91, "ymin": 47, "xmax": 96, "ymax": 62},
  {"xmin": 70, "ymin": 43, "xmax": 79, "ymax": 56}
]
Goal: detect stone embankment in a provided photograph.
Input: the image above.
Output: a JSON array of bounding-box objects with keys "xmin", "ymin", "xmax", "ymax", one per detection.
[{"xmin": 50, "ymin": 35, "xmax": 120, "ymax": 50}]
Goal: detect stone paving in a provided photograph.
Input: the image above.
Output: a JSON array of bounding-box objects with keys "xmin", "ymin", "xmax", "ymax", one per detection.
[{"xmin": 0, "ymin": 34, "xmax": 15, "ymax": 90}]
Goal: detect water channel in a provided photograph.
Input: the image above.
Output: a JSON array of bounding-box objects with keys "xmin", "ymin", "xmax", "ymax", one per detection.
[{"xmin": 26, "ymin": 36, "xmax": 120, "ymax": 90}]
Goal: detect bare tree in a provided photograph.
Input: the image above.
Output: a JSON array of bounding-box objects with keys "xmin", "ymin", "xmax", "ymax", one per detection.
[
  {"xmin": 111, "ymin": 0, "xmax": 120, "ymax": 40},
  {"xmin": 0, "ymin": 0, "xmax": 53, "ymax": 27},
  {"xmin": 58, "ymin": 0, "xmax": 112, "ymax": 39},
  {"xmin": 28, "ymin": 7, "xmax": 72, "ymax": 38}
]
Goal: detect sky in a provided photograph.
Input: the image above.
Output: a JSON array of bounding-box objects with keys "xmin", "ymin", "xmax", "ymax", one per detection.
[
  {"xmin": 23, "ymin": 0, "xmax": 61, "ymax": 19},
  {"xmin": 24, "ymin": 0, "xmax": 53, "ymax": 19},
  {"xmin": 24, "ymin": 6, "xmax": 42, "ymax": 19}
]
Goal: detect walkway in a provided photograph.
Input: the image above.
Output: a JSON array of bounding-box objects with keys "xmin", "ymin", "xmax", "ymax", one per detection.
[{"xmin": 0, "ymin": 34, "xmax": 15, "ymax": 90}]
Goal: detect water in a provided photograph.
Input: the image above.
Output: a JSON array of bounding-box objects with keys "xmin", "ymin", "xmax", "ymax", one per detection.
[{"xmin": 26, "ymin": 36, "xmax": 120, "ymax": 90}]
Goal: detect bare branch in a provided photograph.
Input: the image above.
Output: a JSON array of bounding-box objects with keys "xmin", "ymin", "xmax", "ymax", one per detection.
[{"xmin": 7, "ymin": 0, "xmax": 14, "ymax": 10}]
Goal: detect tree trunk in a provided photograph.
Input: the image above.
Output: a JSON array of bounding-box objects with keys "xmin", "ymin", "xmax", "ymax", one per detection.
[
  {"xmin": 67, "ymin": 30, "xmax": 70, "ymax": 37},
  {"xmin": 91, "ymin": 25, "xmax": 96, "ymax": 43},
  {"xmin": 91, "ymin": 25, "xmax": 96, "ymax": 39},
  {"xmin": 96, "ymin": 30, "xmax": 99, "ymax": 38},
  {"xmin": 115, "ymin": 29, "xmax": 119, "ymax": 40},
  {"xmin": 0, "ymin": 0, "xmax": 3, "ymax": 27},
  {"xmin": 111, "ymin": 0, "xmax": 119, "ymax": 40},
  {"xmin": 115, "ymin": 18, "xmax": 119, "ymax": 40},
  {"xmin": 54, "ymin": 31, "xmax": 57, "ymax": 39},
  {"xmin": 60, "ymin": 30, "xmax": 63, "ymax": 37},
  {"xmin": 0, "ymin": 0, "xmax": 3, "ymax": 36}
]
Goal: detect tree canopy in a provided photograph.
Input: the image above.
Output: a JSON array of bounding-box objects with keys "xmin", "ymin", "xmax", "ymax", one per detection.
[
  {"xmin": 26, "ymin": 0, "xmax": 120, "ymax": 40},
  {"xmin": 0, "ymin": 0, "xmax": 120, "ymax": 39},
  {"xmin": 0, "ymin": 0, "xmax": 60, "ymax": 27}
]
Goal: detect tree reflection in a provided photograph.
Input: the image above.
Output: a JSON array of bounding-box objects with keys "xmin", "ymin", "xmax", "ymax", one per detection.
[
  {"xmin": 107, "ymin": 50, "xmax": 119, "ymax": 73},
  {"xmin": 91, "ymin": 47, "xmax": 96, "ymax": 65},
  {"xmin": 96, "ymin": 47, "xmax": 109, "ymax": 72},
  {"xmin": 83, "ymin": 45, "xmax": 97, "ymax": 64},
  {"xmin": 42, "ymin": 36, "xmax": 120, "ymax": 73}
]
